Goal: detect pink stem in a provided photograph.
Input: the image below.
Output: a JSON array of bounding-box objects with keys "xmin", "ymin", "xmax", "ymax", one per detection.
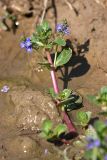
[
  {"xmin": 46, "ymin": 51, "xmax": 76, "ymax": 133},
  {"xmin": 46, "ymin": 52, "xmax": 59, "ymax": 94}
]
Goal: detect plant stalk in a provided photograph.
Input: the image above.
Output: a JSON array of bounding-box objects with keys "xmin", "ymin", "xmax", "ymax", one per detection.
[{"xmin": 46, "ymin": 51, "xmax": 76, "ymax": 133}]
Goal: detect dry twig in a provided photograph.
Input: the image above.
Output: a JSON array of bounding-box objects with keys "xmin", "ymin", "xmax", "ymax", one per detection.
[
  {"xmin": 64, "ymin": 0, "xmax": 73, "ymax": 10},
  {"xmin": 40, "ymin": 0, "xmax": 48, "ymax": 24}
]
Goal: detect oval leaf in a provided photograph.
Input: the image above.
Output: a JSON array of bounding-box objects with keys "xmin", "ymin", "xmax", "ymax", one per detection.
[
  {"xmin": 42, "ymin": 119, "xmax": 53, "ymax": 134},
  {"xmin": 76, "ymin": 111, "xmax": 89, "ymax": 126},
  {"xmin": 54, "ymin": 38, "xmax": 66, "ymax": 46},
  {"xmin": 54, "ymin": 124, "xmax": 67, "ymax": 137},
  {"xmin": 55, "ymin": 48, "xmax": 72, "ymax": 67}
]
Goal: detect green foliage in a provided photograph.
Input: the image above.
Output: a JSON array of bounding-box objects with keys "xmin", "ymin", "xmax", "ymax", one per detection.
[
  {"xmin": 48, "ymin": 88, "xmax": 82, "ymax": 111},
  {"xmin": 41, "ymin": 119, "xmax": 53, "ymax": 134},
  {"xmin": 31, "ymin": 21, "xmax": 52, "ymax": 49},
  {"xmin": 87, "ymin": 86, "xmax": 107, "ymax": 116},
  {"xmin": 40, "ymin": 119, "xmax": 67, "ymax": 140},
  {"xmin": 54, "ymin": 38, "xmax": 66, "ymax": 46},
  {"xmin": 84, "ymin": 120, "xmax": 107, "ymax": 160},
  {"xmin": 76, "ymin": 111, "xmax": 92, "ymax": 127},
  {"xmin": 55, "ymin": 48, "xmax": 72, "ymax": 67},
  {"xmin": 57, "ymin": 89, "xmax": 72, "ymax": 100},
  {"xmin": 26, "ymin": 20, "xmax": 73, "ymax": 69},
  {"xmin": 87, "ymin": 95, "xmax": 100, "ymax": 106},
  {"xmin": 54, "ymin": 124, "xmax": 67, "ymax": 137},
  {"xmin": 48, "ymin": 88, "xmax": 57, "ymax": 99}
]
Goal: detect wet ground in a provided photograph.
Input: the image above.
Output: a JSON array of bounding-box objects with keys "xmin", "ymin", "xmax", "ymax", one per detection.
[{"xmin": 0, "ymin": 0, "xmax": 107, "ymax": 159}]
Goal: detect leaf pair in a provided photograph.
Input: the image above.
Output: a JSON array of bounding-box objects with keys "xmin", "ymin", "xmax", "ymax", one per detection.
[{"xmin": 40, "ymin": 119, "xmax": 67, "ymax": 140}]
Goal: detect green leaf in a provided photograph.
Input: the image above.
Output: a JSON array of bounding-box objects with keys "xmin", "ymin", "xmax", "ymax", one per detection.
[
  {"xmin": 42, "ymin": 119, "xmax": 53, "ymax": 134},
  {"xmin": 48, "ymin": 88, "xmax": 57, "ymax": 98},
  {"xmin": 58, "ymin": 89, "xmax": 71, "ymax": 100},
  {"xmin": 100, "ymin": 86, "xmax": 107, "ymax": 95},
  {"xmin": 84, "ymin": 150, "xmax": 93, "ymax": 160},
  {"xmin": 86, "ymin": 95, "xmax": 100, "ymax": 106},
  {"xmin": 86, "ymin": 111, "xmax": 92, "ymax": 121},
  {"xmin": 55, "ymin": 48, "xmax": 72, "ymax": 67},
  {"xmin": 45, "ymin": 43, "xmax": 53, "ymax": 49},
  {"xmin": 86, "ymin": 125, "xmax": 98, "ymax": 139},
  {"xmin": 94, "ymin": 120, "xmax": 106, "ymax": 133},
  {"xmin": 36, "ymin": 25, "xmax": 43, "ymax": 34},
  {"xmin": 42, "ymin": 21, "xmax": 50, "ymax": 31},
  {"xmin": 76, "ymin": 111, "xmax": 91, "ymax": 126},
  {"xmin": 35, "ymin": 41, "xmax": 44, "ymax": 47},
  {"xmin": 31, "ymin": 35, "xmax": 44, "ymax": 47},
  {"xmin": 54, "ymin": 38, "xmax": 66, "ymax": 46},
  {"xmin": 54, "ymin": 124, "xmax": 67, "ymax": 137}
]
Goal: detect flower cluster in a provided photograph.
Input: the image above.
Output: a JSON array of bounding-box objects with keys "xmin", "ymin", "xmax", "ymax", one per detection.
[
  {"xmin": 86, "ymin": 137, "xmax": 100, "ymax": 150},
  {"xmin": 56, "ymin": 23, "xmax": 70, "ymax": 35},
  {"xmin": 20, "ymin": 37, "xmax": 32, "ymax": 53},
  {"xmin": 1, "ymin": 85, "xmax": 10, "ymax": 93}
]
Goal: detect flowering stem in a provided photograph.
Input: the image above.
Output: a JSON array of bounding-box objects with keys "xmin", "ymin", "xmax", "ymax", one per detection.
[{"xmin": 46, "ymin": 51, "xmax": 76, "ymax": 133}]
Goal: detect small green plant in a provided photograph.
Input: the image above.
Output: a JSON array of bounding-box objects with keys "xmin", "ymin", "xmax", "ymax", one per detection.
[
  {"xmin": 76, "ymin": 111, "xmax": 92, "ymax": 127},
  {"xmin": 40, "ymin": 119, "xmax": 67, "ymax": 141},
  {"xmin": 20, "ymin": 20, "xmax": 82, "ymax": 134},
  {"xmin": 48, "ymin": 88, "xmax": 82, "ymax": 111},
  {"xmin": 84, "ymin": 120, "xmax": 107, "ymax": 160},
  {"xmin": 87, "ymin": 86, "xmax": 107, "ymax": 115}
]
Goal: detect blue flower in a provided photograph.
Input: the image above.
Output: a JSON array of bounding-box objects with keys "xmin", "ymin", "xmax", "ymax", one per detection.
[
  {"xmin": 20, "ymin": 37, "xmax": 32, "ymax": 53},
  {"xmin": 104, "ymin": 155, "xmax": 107, "ymax": 160},
  {"xmin": 1, "ymin": 85, "xmax": 10, "ymax": 93},
  {"xmin": 25, "ymin": 38, "xmax": 32, "ymax": 47},
  {"xmin": 20, "ymin": 41, "xmax": 25, "ymax": 48},
  {"xmin": 56, "ymin": 23, "xmax": 70, "ymax": 35},
  {"xmin": 86, "ymin": 137, "xmax": 100, "ymax": 150}
]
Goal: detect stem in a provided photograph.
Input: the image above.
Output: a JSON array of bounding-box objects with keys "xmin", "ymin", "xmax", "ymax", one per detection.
[
  {"xmin": 46, "ymin": 51, "xmax": 76, "ymax": 133},
  {"xmin": 54, "ymin": 52, "xmax": 58, "ymax": 67},
  {"xmin": 54, "ymin": 45, "xmax": 58, "ymax": 67},
  {"xmin": 46, "ymin": 52, "xmax": 59, "ymax": 94}
]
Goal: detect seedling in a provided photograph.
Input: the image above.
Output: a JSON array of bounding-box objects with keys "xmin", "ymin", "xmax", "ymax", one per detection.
[
  {"xmin": 40, "ymin": 119, "xmax": 67, "ymax": 141},
  {"xmin": 87, "ymin": 86, "xmax": 107, "ymax": 115},
  {"xmin": 20, "ymin": 20, "xmax": 83, "ymax": 136}
]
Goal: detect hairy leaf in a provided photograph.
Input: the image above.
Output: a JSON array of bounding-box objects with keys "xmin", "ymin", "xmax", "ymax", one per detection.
[
  {"xmin": 55, "ymin": 48, "xmax": 72, "ymax": 67},
  {"xmin": 54, "ymin": 38, "xmax": 66, "ymax": 46}
]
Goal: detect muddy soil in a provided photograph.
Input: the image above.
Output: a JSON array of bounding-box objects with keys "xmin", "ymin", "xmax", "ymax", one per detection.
[{"xmin": 0, "ymin": 0, "xmax": 107, "ymax": 160}]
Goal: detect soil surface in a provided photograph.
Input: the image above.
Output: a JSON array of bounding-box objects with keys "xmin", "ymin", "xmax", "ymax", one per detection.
[{"xmin": 0, "ymin": 0, "xmax": 107, "ymax": 160}]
